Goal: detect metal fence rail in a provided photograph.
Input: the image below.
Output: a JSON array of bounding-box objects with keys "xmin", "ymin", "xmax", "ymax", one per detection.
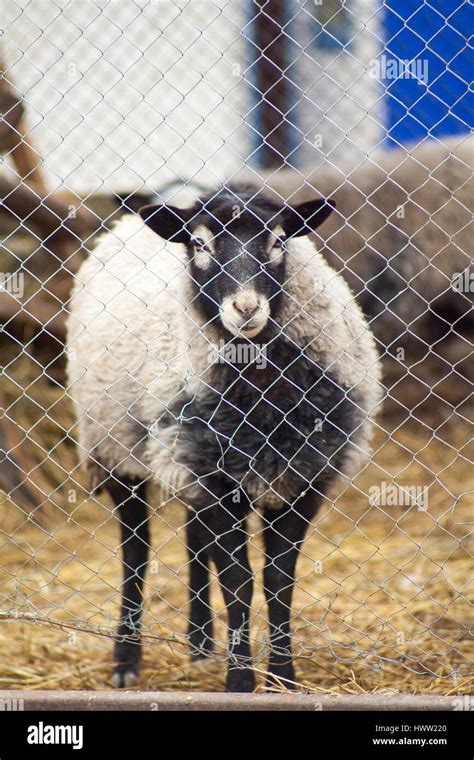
[{"xmin": 0, "ymin": 0, "xmax": 472, "ymax": 695}]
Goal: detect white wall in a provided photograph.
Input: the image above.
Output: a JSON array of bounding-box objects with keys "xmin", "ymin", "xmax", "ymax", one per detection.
[
  {"xmin": 2, "ymin": 0, "xmax": 383, "ymax": 195},
  {"xmin": 2, "ymin": 0, "xmax": 252, "ymax": 194}
]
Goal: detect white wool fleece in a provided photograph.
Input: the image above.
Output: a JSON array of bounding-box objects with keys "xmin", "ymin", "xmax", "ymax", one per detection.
[{"xmin": 66, "ymin": 213, "xmax": 383, "ymax": 500}]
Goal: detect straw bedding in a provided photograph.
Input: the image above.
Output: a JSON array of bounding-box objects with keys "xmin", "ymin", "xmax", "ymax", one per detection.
[{"xmin": 0, "ymin": 345, "xmax": 472, "ymax": 695}]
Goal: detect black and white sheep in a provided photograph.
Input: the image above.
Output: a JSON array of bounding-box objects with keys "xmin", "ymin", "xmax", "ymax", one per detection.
[
  {"xmin": 66, "ymin": 185, "xmax": 382, "ymax": 692},
  {"xmin": 265, "ymin": 137, "xmax": 473, "ymax": 420}
]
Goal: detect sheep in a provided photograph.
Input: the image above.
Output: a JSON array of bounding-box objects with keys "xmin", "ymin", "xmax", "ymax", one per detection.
[
  {"xmin": 66, "ymin": 184, "xmax": 383, "ymax": 692},
  {"xmin": 260, "ymin": 137, "xmax": 473, "ymax": 421}
]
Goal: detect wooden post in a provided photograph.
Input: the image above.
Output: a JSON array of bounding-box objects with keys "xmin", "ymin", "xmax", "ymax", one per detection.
[
  {"xmin": 253, "ymin": 1, "xmax": 292, "ymax": 169},
  {"xmin": 0, "ymin": 59, "xmax": 48, "ymax": 193}
]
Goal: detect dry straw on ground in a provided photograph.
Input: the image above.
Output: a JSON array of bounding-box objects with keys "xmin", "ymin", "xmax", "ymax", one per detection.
[{"xmin": 0, "ymin": 348, "xmax": 472, "ymax": 695}]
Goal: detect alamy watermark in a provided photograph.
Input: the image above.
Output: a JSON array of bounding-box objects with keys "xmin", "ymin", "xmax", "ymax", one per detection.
[
  {"xmin": 0, "ymin": 696, "xmax": 24, "ymax": 710},
  {"xmin": 209, "ymin": 339, "xmax": 267, "ymax": 369},
  {"xmin": 452, "ymin": 695, "xmax": 474, "ymax": 711},
  {"xmin": 0, "ymin": 271, "xmax": 25, "ymax": 298},
  {"xmin": 27, "ymin": 722, "xmax": 83, "ymax": 750},
  {"xmin": 452, "ymin": 267, "xmax": 474, "ymax": 293},
  {"xmin": 368, "ymin": 55, "xmax": 429, "ymax": 86},
  {"xmin": 369, "ymin": 481, "xmax": 429, "ymax": 511}
]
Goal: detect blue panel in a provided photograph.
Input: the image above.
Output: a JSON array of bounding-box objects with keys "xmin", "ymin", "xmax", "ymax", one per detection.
[{"xmin": 383, "ymin": 0, "xmax": 473, "ymax": 146}]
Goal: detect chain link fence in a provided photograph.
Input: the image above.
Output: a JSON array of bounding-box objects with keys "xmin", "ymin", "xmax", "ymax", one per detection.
[{"xmin": 0, "ymin": 0, "xmax": 472, "ymax": 694}]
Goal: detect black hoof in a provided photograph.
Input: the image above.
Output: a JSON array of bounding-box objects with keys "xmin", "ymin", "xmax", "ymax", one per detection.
[
  {"xmin": 113, "ymin": 640, "xmax": 141, "ymax": 687},
  {"xmin": 112, "ymin": 663, "xmax": 139, "ymax": 688},
  {"xmin": 225, "ymin": 668, "xmax": 256, "ymax": 693}
]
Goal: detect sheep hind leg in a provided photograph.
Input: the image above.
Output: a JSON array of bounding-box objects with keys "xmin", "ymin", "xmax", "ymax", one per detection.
[
  {"xmin": 186, "ymin": 513, "xmax": 214, "ymax": 659},
  {"xmin": 192, "ymin": 484, "xmax": 254, "ymax": 692},
  {"xmin": 262, "ymin": 493, "xmax": 319, "ymax": 691},
  {"xmin": 107, "ymin": 476, "xmax": 149, "ymax": 688}
]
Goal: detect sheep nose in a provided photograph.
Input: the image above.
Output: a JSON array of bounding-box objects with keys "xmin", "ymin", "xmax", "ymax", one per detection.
[{"xmin": 233, "ymin": 298, "xmax": 259, "ymax": 320}]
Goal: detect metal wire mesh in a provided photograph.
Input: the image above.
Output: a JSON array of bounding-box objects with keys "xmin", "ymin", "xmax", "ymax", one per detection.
[{"xmin": 0, "ymin": 0, "xmax": 472, "ymax": 693}]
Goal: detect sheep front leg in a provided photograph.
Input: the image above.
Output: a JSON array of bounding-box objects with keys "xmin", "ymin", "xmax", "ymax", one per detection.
[
  {"xmin": 263, "ymin": 494, "xmax": 318, "ymax": 690},
  {"xmin": 186, "ymin": 513, "xmax": 214, "ymax": 659},
  {"xmin": 108, "ymin": 477, "xmax": 149, "ymax": 688},
  {"xmin": 193, "ymin": 485, "xmax": 254, "ymax": 692}
]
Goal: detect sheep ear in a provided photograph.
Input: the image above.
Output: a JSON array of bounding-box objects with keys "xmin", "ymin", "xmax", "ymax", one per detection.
[
  {"xmin": 283, "ymin": 198, "xmax": 336, "ymax": 237},
  {"xmin": 138, "ymin": 204, "xmax": 191, "ymax": 243}
]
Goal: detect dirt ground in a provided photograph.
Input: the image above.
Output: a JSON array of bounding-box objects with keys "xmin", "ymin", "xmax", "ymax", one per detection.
[{"xmin": 0, "ymin": 362, "xmax": 472, "ymax": 694}]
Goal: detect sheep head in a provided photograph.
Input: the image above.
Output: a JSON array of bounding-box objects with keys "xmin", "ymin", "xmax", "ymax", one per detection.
[{"xmin": 139, "ymin": 185, "xmax": 335, "ymax": 339}]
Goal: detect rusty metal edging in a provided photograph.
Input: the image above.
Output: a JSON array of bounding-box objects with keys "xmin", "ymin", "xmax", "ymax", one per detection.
[{"xmin": 0, "ymin": 691, "xmax": 458, "ymax": 711}]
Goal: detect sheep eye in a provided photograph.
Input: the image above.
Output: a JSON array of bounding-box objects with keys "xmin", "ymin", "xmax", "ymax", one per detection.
[
  {"xmin": 193, "ymin": 237, "xmax": 211, "ymax": 253},
  {"xmin": 191, "ymin": 237, "xmax": 213, "ymax": 270},
  {"xmin": 267, "ymin": 236, "xmax": 286, "ymax": 265}
]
